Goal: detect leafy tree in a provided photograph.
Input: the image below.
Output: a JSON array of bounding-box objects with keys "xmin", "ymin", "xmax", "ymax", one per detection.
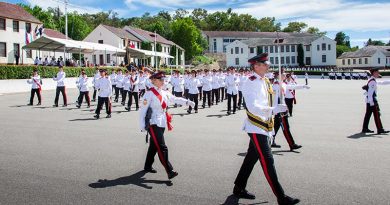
[
  {"xmin": 282, "ymin": 22, "xmax": 307, "ymax": 33},
  {"xmin": 334, "ymin": 32, "xmax": 349, "ymax": 45},
  {"xmin": 174, "ymin": 8, "xmax": 189, "ymax": 20},
  {"xmin": 257, "ymin": 17, "xmax": 281, "ymax": 32},
  {"xmin": 191, "ymin": 8, "xmax": 208, "ymax": 29},
  {"xmin": 306, "ymin": 27, "xmax": 326, "ymax": 36},
  {"xmin": 365, "ymin": 38, "xmax": 385, "ymax": 46}
]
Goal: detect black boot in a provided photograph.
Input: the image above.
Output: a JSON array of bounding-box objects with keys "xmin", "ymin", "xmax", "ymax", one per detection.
[
  {"xmin": 233, "ymin": 185, "xmax": 255, "ymax": 199},
  {"xmin": 278, "ymin": 195, "xmax": 300, "ymax": 205}
]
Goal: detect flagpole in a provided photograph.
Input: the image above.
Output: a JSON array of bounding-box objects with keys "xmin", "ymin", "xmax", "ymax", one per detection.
[
  {"xmin": 276, "ymin": 32, "xmax": 284, "ymax": 102},
  {"xmin": 154, "ymin": 31, "xmax": 157, "ymax": 71},
  {"xmin": 64, "ymin": 0, "xmax": 68, "ymax": 39}
]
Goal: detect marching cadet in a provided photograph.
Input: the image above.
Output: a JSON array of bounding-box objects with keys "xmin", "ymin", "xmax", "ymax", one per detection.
[
  {"xmin": 115, "ymin": 69, "xmax": 124, "ymax": 103},
  {"xmin": 197, "ymin": 70, "xmax": 204, "ymax": 101},
  {"xmin": 171, "ymin": 70, "xmax": 184, "ymax": 97},
  {"xmin": 201, "ymin": 69, "xmax": 213, "ymax": 108},
  {"xmin": 109, "ymin": 70, "xmax": 117, "ymax": 92},
  {"xmin": 75, "ymin": 71, "xmax": 91, "ymax": 108},
  {"xmin": 225, "ymin": 67, "xmax": 239, "ymax": 115},
  {"xmin": 362, "ymin": 68, "xmax": 390, "ymax": 134},
  {"xmin": 139, "ymin": 71, "xmax": 195, "ymax": 179},
  {"xmin": 138, "ymin": 70, "xmax": 147, "ymax": 98},
  {"xmin": 233, "ymin": 53, "xmax": 300, "ymax": 205},
  {"xmin": 284, "ymin": 73, "xmax": 298, "ymax": 117},
  {"xmin": 271, "ymin": 72, "xmax": 309, "ymax": 150},
  {"xmin": 211, "ymin": 69, "xmax": 220, "ymax": 105},
  {"xmin": 183, "ymin": 71, "xmax": 190, "ymax": 99},
  {"xmin": 92, "ymin": 67, "xmax": 100, "ymax": 102},
  {"xmin": 126, "ymin": 69, "xmax": 140, "ymax": 111},
  {"xmin": 53, "ymin": 65, "xmax": 67, "ymax": 107},
  {"xmin": 238, "ymin": 68, "xmax": 247, "ymax": 110},
  {"xmin": 94, "ymin": 69, "xmax": 112, "ymax": 119},
  {"xmin": 122, "ymin": 70, "xmax": 131, "ymax": 106},
  {"xmin": 187, "ymin": 70, "xmax": 200, "ymax": 114},
  {"xmin": 304, "ymin": 72, "xmax": 309, "ymax": 85},
  {"xmin": 219, "ymin": 69, "xmax": 226, "ymax": 102},
  {"xmin": 27, "ymin": 69, "xmax": 42, "ymax": 106}
]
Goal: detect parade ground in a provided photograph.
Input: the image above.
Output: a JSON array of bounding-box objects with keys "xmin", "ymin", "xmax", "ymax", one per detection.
[{"xmin": 0, "ymin": 78, "xmax": 389, "ymax": 205}]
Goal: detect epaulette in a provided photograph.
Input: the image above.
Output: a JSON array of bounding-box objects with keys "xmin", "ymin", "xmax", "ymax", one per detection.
[{"xmin": 249, "ymin": 75, "xmax": 257, "ymax": 81}]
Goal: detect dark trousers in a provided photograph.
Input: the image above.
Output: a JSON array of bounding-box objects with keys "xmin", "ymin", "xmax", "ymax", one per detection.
[
  {"xmin": 238, "ymin": 91, "xmax": 243, "ymax": 108},
  {"xmin": 77, "ymin": 91, "xmax": 90, "ymax": 107},
  {"xmin": 30, "ymin": 89, "xmax": 41, "ymax": 104},
  {"xmin": 198, "ymin": 87, "xmax": 202, "ymax": 100},
  {"xmin": 285, "ymin": 98, "xmax": 294, "ymax": 116},
  {"xmin": 145, "ymin": 125, "xmax": 174, "ymax": 175},
  {"xmin": 93, "ymin": 88, "xmax": 97, "ymax": 101},
  {"xmin": 212, "ymin": 89, "xmax": 219, "ymax": 104},
  {"xmin": 305, "ymin": 79, "xmax": 308, "ymax": 85},
  {"xmin": 234, "ymin": 133, "xmax": 285, "ymax": 199},
  {"xmin": 184, "ymin": 89, "xmax": 189, "ymax": 99},
  {"xmin": 95, "ymin": 97, "xmax": 111, "ymax": 115},
  {"xmin": 220, "ymin": 87, "xmax": 225, "ymax": 102},
  {"xmin": 188, "ymin": 93, "xmax": 198, "ymax": 111},
  {"xmin": 273, "ymin": 113, "xmax": 296, "ymax": 148},
  {"xmin": 174, "ymin": 91, "xmax": 183, "ymax": 97},
  {"xmin": 122, "ymin": 89, "xmax": 129, "ymax": 104},
  {"xmin": 227, "ymin": 93, "xmax": 237, "ymax": 113},
  {"xmin": 362, "ymin": 103, "xmax": 383, "ymax": 131},
  {"xmin": 128, "ymin": 91, "xmax": 139, "ymax": 109},
  {"xmin": 139, "ymin": 89, "xmax": 146, "ymax": 98},
  {"xmin": 54, "ymin": 86, "xmax": 67, "ymax": 106},
  {"xmin": 115, "ymin": 87, "xmax": 124, "ymax": 102},
  {"xmin": 112, "ymin": 85, "xmax": 116, "ymax": 92},
  {"xmin": 202, "ymin": 90, "xmax": 211, "ymax": 107}
]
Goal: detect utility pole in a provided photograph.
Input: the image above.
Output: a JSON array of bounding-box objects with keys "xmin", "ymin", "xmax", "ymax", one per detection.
[{"xmin": 64, "ymin": 0, "xmax": 68, "ymax": 40}]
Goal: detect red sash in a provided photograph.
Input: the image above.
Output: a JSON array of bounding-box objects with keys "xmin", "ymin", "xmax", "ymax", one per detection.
[
  {"xmin": 33, "ymin": 78, "xmax": 42, "ymax": 91},
  {"xmin": 150, "ymin": 87, "xmax": 173, "ymax": 131}
]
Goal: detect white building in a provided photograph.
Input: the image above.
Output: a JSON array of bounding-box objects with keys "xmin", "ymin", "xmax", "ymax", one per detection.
[
  {"xmin": 337, "ymin": 46, "xmax": 390, "ymax": 69},
  {"xmin": 84, "ymin": 24, "xmax": 185, "ymax": 67}
]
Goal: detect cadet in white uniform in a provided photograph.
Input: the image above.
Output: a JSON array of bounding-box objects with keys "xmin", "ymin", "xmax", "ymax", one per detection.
[
  {"xmin": 238, "ymin": 68, "xmax": 247, "ymax": 110},
  {"xmin": 211, "ymin": 69, "xmax": 220, "ymax": 105},
  {"xmin": 139, "ymin": 71, "xmax": 195, "ymax": 179},
  {"xmin": 233, "ymin": 53, "xmax": 300, "ymax": 205},
  {"xmin": 127, "ymin": 69, "xmax": 140, "ymax": 111},
  {"xmin": 76, "ymin": 71, "xmax": 90, "ymax": 108},
  {"xmin": 53, "ymin": 65, "xmax": 67, "ymax": 107},
  {"xmin": 27, "ymin": 69, "xmax": 42, "ymax": 106},
  {"xmin": 201, "ymin": 69, "xmax": 213, "ymax": 108},
  {"xmin": 219, "ymin": 70, "xmax": 226, "ymax": 102},
  {"xmin": 187, "ymin": 70, "xmax": 200, "ymax": 114},
  {"xmin": 138, "ymin": 70, "xmax": 147, "ymax": 98},
  {"xmin": 92, "ymin": 68, "xmax": 100, "ymax": 101},
  {"xmin": 109, "ymin": 70, "xmax": 117, "ymax": 92},
  {"xmin": 362, "ymin": 68, "xmax": 390, "ymax": 134},
  {"xmin": 115, "ymin": 69, "xmax": 124, "ymax": 103},
  {"xmin": 94, "ymin": 69, "xmax": 112, "ymax": 119},
  {"xmin": 122, "ymin": 70, "xmax": 131, "ymax": 106},
  {"xmin": 225, "ymin": 67, "xmax": 239, "ymax": 115}
]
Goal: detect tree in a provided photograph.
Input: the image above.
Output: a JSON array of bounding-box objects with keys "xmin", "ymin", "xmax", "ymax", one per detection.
[
  {"xmin": 334, "ymin": 32, "xmax": 349, "ymax": 45},
  {"xmin": 257, "ymin": 17, "xmax": 281, "ymax": 32},
  {"xmin": 191, "ymin": 8, "xmax": 208, "ymax": 29},
  {"xmin": 365, "ymin": 38, "xmax": 385, "ymax": 46},
  {"xmin": 297, "ymin": 44, "xmax": 304, "ymax": 66},
  {"xmin": 282, "ymin": 22, "xmax": 307, "ymax": 33},
  {"xmin": 170, "ymin": 18, "xmax": 204, "ymax": 61},
  {"xmin": 174, "ymin": 8, "xmax": 189, "ymax": 20},
  {"xmin": 306, "ymin": 27, "xmax": 327, "ymax": 36}
]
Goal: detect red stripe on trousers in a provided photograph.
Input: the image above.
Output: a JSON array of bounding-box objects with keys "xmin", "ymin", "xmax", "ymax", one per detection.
[
  {"xmin": 149, "ymin": 126, "xmax": 169, "ymax": 172},
  {"xmin": 281, "ymin": 117, "xmax": 293, "ymax": 147},
  {"xmin": 251, "ymin": 133, "xmax": 278, "ymax": 196},
  {"xmin": 373, "ymin": 107, "xmax": 382, "ymax": 129}
]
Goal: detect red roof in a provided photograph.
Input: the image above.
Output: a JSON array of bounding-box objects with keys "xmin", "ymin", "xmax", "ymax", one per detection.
[
  {"xmin": 44, "ymin": 28, "xmax": 69, "ymax": 39},
  {"xmin": 0, "ymin": 2, "xmax": 41, "ymax": 24}
]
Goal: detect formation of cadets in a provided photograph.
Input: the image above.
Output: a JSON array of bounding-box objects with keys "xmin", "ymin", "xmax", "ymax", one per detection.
[{"xmin": 26, "ymin": 52, "xmax": 390, "ymax": 205}]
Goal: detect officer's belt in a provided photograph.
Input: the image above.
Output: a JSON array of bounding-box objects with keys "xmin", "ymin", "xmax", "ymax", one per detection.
[{"xmin": 246, "ymin": 109, "xmax": 274, "ymax": 132}]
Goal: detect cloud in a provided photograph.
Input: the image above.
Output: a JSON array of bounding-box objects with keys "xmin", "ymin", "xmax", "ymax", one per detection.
[
  {"xmin": 25, "ymin": 0, "xmax": 102, "ymax": 14},
  {"xmin": 124, "ymin": 0, "xmax": 230, "ymax": 10}
]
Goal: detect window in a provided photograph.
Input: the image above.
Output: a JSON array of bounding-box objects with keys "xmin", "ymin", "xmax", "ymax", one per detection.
[
  {"xmin": 275, "ymin": 46, "xmax": 278, "ymax": 53},
  {"xmin": 365, "ymin": 58, "xmax": 368, "ymax": 64},
  {"xmin": 270, "ymin": 46, "xmax": 274, "ymax": 53},
  {"xmin": 241, "ymin": 48, "xmax": 243, "ymax": 54},
  {"xmin": 275, "ymin": 57, "xmax": 279, "ymax": 64},
  {"xmin": 223, "ymin": 45, "xmax": 226, "ymax": 53},
  {"xmin": 0, "ymin": 18, "xmax": 5, "ymax": 30},
  {"xmin": 328, "ymin": 44, "xmax": 331, "ymax": 50},
  {"xmin": 223, "ymin": 38, "xmax": 230, "ymax": 43},
  {"xmin": 13, "ymin": 20, "xmax": 19, "ymax": 32},
  {"xmin": 106, "ymin": 54, "xmax": 110, "ymax": 64},
  {"xmin": 92, "ymin": 55, "xmax": 96, "ymax": 65},
  {"xmin": 270, "ymin": 57, "xmax": 274, "ymax": 64},
  {"xmin": 291, "ymin": 56, "xmax": 296, "ymax": 64},
  {"xmin": 98, "ymin": 40, "xmax": 103, "ymax": 44},
  {"xmin": 250, "ymin": 47, "xmax": 254, "ymax": 54},
  {"xmin": 322, "ymin": 43, "xmax": 326, "ymax": 51},
  {"xmin": 378, "ymin": 58, "xmax": 381, "ymax": 64},
  {"xmin": 286, "ymin": 56, "xmax": 290, "ymax": 64},
  {"xmin": 26, "ymin": 22, "xmax": 31, "ymax": 33},
  {"xmin": 0, "ymin": 42, "xmax": 6, "ymax": 57},
  {"xmin": 305, "ymin": 57, "xmax": 311, "ymax": 65},
  {"xmin": 264, "ymin": 46, "xmax": 268, "ymax": 53},
  {"xmin": 213, "ymin": 39, "xmax": 217, "ymax": 53},
  {"xmin": 353, "ymin": 59, "xmax": 356, "ymax": 64},
  {"xmin": 291, "ymin": 45, "xmax": 296, "ymax": 52},
  {"xmin": 281, "ymin": 45, "xmax": 284, "ymax": 52},
  {"xmin": 235, "ymin": 47, "xmax": 239, "ymax": 54},
  {"xmin": 123, "ymin": 39, "xmax": 126, "ymax": 47},
  {"xmin": 26, "ymin": 49, "xmax": 32, "ymax": 58},
  {"xmin": 342, "ymin": 59, "xmax": 345, "ymax": 65},
  {"xmin": 286, "ymin": 45, "xmax": 290, "ymax": 52},
  {"xmin": 305, "ymin": 45, "xmax": 310, "ymax": 51},
  {"xmin": 231, "ymin": 48, "xmax": 233, "ymax": 54},
  {"xmin": 281, "ymin": 56, "xmax": 285, "ymax": 64},
  {"xmin": 348, "ymin": 59, "xmax": 351, "ymax": 65},
  {"xmin": 235, "ymin": 58, "xmax": 239, "ymax": 65},
  {"xmin": 359, "ymin": 58, "xmax": 362, "ymax": 64},
  {"xmin": 317, "ymin": 45, "xmax": 320, "ymax": 51}
]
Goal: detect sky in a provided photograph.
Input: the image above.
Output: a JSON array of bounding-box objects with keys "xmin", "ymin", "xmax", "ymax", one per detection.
[{"xmin": 6, "ymin": 0, "xmax": 390, "ymax": 48}]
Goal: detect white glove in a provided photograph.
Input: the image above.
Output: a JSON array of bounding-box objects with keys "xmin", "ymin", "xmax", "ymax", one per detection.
[
  {"xmin": 304, "ymin": 85, "xmax": 310, "ymax": 89},
  {"xmin": 187, "ymin": 100, "xmax": 196, "ymax": 107},
  {"xmin": 272, "ymin": 104, "xmax": 288, "ymax": 114}
]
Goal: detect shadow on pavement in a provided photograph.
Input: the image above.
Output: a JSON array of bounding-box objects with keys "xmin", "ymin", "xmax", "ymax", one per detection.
[
  {"xmin": 221, "ymin": 194, "xmax": 268, "ymax": 205},
  {"xmin": 272, "ymin": 150, "xmax": 300, "ymax": 155},
  {"xmin": 237, "ymin": 152, "xmax": 247, "ymax": 157},
  {"xmin": 9, "ymin": 104, "xmax": 31, "ymax": 108},
  {"xmin": 171, "ymin": 113, "xmax": 190, "ymax": 117},
  {"xmin": 347, "ymin": 132, "xmax": 381, "ymax": 139},
  {"xmin": 206, "ymin": 114, "xmax": 228, "ymax": 118},
  {"xmin": 88, "ymin": 171, "xmax": 172, "ymax": 189},
  {"xmin": 69, "ymin": 118, "xmax": 97, "ymax": 121}
]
